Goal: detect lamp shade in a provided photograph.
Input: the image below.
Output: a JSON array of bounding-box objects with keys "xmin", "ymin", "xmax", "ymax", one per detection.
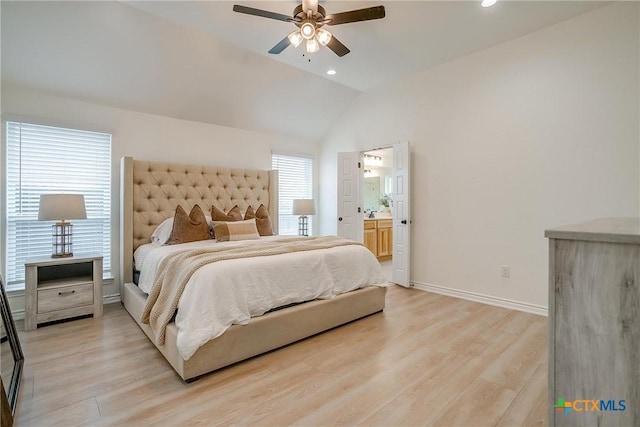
[
  {"xmin": 292, "ymin": 199, "xmax": 315, "ymax": 216},
  {"xmin": 38, "ymin": 194, "xmax": 87, "ymax": 221}
]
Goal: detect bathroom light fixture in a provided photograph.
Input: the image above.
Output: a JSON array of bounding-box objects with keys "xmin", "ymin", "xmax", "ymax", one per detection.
[
  {"xmin": 327, "ymin": 69, "xmax": 336, "ymax": 75},
  {"xmin": 481, "ymin": 0, "xmax": 497, "ymax": 7},
  {"xmin": 364, "ymin": 154, "xmax": 383, "ymax": 167}
]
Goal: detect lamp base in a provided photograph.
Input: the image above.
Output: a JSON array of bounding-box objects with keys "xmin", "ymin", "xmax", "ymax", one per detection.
[
  {"xmin": 298, "ymin": 215, "xmax": 309, "ymax": 237},
  {"xmin": 51, "ymin": 252, "xmax": 74, "ymax": 259},
  {"xmin": 51, "ymin": 221, "xmax": 74, "ymax": 258}
]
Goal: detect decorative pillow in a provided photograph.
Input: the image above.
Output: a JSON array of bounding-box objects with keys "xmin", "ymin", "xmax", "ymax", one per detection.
[
  {"xmin": 213, "ymin": 218, "xmax": 260, "ymax": 242},
  {"xmin": 151, "ymin": 214, "xmax": 213, "ymax": 245},
  {"xmin": 150, "ymin": 217, "xmax": 175, "ymax": 244},
  {"xmin": 211, "ymin": 205, "xmax": 243, "ymax": 222},
  {"xmin": 245, "ymin": 204, "xmax": 274, "ymax": 236},
  {"xmin": 167, "ymin": 205, "xmax": 210, "ymax": 245}
]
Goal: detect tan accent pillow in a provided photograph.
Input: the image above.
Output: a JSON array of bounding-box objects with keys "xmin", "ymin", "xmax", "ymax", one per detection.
[
  {"xmin": 213, "ymin": 218, "xmax": 260, "ymax": 242},
  {"xmin": 167, "ymin": 205, "xmax": 210, "ymax": 245},
  {"xmin": 211, "ymin": 205, "xmax": 243, "ymax": 222},
  {"xmin": 244, "ymin": 204, "xmax": 274, "ymax": 236}
]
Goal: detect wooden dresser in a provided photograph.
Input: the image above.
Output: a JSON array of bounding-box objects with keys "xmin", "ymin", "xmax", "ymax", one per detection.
[
  {"xmin": 545, "ymin": 218, "xmax": 639, "ymax": 426},
  {"xmin": 364, "ymin": 219, "xmax": 393, "ymax": 261}
]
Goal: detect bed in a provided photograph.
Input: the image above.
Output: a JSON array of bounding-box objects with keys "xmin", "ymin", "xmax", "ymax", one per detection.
[{"xmin": 119, "ymin": 156, "xmax": 387, "ymax": 381}]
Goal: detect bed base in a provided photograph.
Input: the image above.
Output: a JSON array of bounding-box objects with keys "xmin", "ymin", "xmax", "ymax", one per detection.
[{"xmin": 123, "ymin": 283, "xmax": 386, "ymax": 381}]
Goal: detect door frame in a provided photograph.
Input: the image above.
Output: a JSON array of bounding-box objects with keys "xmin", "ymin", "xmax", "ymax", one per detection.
[{"xmin": 344, "ymin": 143, "xmax": 411, "ymax": 286}]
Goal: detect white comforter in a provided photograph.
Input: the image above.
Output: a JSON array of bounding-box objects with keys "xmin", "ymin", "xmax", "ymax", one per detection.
[{"xmin": 136, "ymin": 236, "xmax": 386, "ymax": 360}]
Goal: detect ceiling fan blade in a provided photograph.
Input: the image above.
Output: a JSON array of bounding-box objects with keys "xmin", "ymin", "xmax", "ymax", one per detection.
[
  {"xmin": 232, "ymin": 5, "xmax": 292, "ymax": 22},
  {"xmin": 325, "ymin": 5, "xmax": 386, "ymax": 26},
  {"xmin": 326, "ymin": 35, "xmax": 350, "ymax": 57},
  {"xmin": 268, "ymin": 36, "xmax": 292, "ymax": 54},
  {"xmin": 302, "ymin": 0, "xmax": 318, "ymax": 15}
]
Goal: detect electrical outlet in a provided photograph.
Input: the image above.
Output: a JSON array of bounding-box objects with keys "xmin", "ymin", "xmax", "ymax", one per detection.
[{"xmin": 501, "ymin": 265, "xmax": 510, "ymax": 278}]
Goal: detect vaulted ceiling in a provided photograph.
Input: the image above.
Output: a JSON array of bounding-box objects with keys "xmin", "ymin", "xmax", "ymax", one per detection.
[{"xmin": 1, "ymin": 1, "xmax": 608, "ymax": 141}]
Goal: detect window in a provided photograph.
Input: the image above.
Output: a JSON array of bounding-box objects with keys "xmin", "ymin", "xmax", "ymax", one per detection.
[
  {"xmin": 5, "ymin": 121, "xmax": 112, "ymax": 288},
  {"xmin": 271, "ymin": 153, "xmax": 313, "ymax": 236}
]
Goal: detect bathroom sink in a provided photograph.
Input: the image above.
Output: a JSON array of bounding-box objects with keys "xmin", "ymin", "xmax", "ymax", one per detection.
[{"xmin": 374, "ymin": 212, "xmax": 392, "ymax": 219}]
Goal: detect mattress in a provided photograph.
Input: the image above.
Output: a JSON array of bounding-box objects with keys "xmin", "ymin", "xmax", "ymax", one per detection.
[{"xmin": 137, "ymin": 236, "xmax": 387, "ymax": 360}]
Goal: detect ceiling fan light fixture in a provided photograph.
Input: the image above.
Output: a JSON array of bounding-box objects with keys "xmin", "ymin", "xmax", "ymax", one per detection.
[
  {"xmin": 316, "ymin": 28, "xmax": 332, "ymax": 46},
  {"xmin": 306, "ymin": 38, "xmax": 320, "ymax": 53},
  {"xmin": 288, "ymin": 30, "xmax": 303, "ymax": 47},
  {"xmin": 300, "ymin": 22, "xmax": 316, "ymax": 39},
  {"xmin": 233, "ymin": 3, "xmax": 386, "ymax": 57}
]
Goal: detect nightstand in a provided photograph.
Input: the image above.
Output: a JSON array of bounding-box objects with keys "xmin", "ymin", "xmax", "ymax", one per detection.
[{"xmin": 24, "ymin": 254, "xmax": 103, "ymax": 331}]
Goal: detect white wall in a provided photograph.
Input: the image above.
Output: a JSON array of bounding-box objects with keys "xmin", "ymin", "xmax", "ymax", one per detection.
[
  {"xmin": 319, "ymin": 2, "xmax": 640, "ymax": 309},
  {"xmin": 1, "ymin": 84, "xmax": 317, "ymax": 313}
]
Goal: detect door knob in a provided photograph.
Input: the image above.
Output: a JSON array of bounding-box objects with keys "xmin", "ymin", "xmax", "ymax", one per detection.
[
  {"xmin": 401, "ymin": 220, "xmax": 407, "ymax": 224},
  {"xmin": 338, "ymin": 217, "xmax": 343, "ymax": 222}
]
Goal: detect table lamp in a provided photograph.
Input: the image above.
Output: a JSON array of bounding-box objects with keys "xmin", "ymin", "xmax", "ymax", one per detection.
[
  {"xmin": 38, "ymin": 194, "xmax": 87, "ymax": 258},
  {"xmin": 292, "ymin": 199, "xmax": 315, "ymax": 237}
]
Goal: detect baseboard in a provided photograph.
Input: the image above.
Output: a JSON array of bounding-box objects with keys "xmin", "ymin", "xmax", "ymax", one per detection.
[
  {"xmin": 11, "ymin": 309, "xmax": 25, "ymax": 321},
  {"xmin": 10, "ymin": 293, "xmax": 121, "ymax": 320},
  {"xmin": 410, "ymin": 280, "xmax": 548, "ymax": 317},
  {"xmin": 103, "ymin": 293, "xmax": 122, "ymax": 305}
]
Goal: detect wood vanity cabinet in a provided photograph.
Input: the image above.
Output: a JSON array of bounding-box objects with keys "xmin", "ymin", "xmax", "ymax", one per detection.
[
  {"xmin": 364, "ymin": 219, "xmax": 392, "ymax": 261},
  {"xmin": 376, "ymin": 219, "xmax": 393, "ymax": 259},
  {"xmin": 364, "ymin": 220, "xmax": 377, "ymax": 255}
]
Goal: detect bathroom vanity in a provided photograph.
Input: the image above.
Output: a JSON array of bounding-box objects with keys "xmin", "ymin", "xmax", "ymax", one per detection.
[{"xmin": 364, "ymin": 218, "xmax": 393, "ymax": 261}]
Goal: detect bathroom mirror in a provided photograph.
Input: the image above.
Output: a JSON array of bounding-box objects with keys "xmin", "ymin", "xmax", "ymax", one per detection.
[
  {"xmin": 1, "ymin": 274, "xmax": 23, "ymax": 423},
  {"xmin": 364, "ymin": 176, "xmax": 381, "ymax": 212}
]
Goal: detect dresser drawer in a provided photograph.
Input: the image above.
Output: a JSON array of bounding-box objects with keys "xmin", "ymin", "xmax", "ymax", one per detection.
[{"xmin": 38, "ymin": 283, "xmax": 94, "ymax": 313}]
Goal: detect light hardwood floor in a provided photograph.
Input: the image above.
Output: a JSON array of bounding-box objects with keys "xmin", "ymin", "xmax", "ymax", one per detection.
[{"xmin": 13, "ymin": 285, "xmax": 547, "ymax": 426}]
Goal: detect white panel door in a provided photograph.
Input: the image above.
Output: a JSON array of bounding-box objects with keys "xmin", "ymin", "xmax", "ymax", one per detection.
[
  {"xmin": 392, "ymin": 142, "xmax": 411, "ymax": 287},
  {"xmin": 337, "ymin": 152, "xmax": 362, "ymax": 242}
]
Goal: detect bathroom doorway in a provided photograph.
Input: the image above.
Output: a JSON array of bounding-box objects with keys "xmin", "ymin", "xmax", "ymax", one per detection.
[
  {"xmin": 363, "ymin": 148, "xmax": 393, "ymax": 261},
  {"xmin": 337, "ymin": 142, "xmax": 411, "ymax": 286}
]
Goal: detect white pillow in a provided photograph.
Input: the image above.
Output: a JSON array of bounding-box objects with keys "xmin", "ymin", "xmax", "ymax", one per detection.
[{"xmin": 151, "ymin": 215, "xmax": 213, "ymax": 245}]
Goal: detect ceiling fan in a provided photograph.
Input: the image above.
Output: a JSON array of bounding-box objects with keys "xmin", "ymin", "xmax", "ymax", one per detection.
[{"xmin": 232, "ymin": 0, "xmax": 386, "ymax": 57}]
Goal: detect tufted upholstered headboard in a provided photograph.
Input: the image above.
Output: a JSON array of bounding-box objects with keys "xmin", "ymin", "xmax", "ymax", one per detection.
[{"xmin": 119, "ymin": 157, "xmax": 278, "ymax": 293}]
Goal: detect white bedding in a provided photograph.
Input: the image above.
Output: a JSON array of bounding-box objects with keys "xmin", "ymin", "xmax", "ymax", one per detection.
[
  {"xmin": 137, "ymin": 236, "xmax": 386, "ymax": 360},
  {"xmin": 134, "ymin": 242, "xmax": 159, "ymax": 271}
]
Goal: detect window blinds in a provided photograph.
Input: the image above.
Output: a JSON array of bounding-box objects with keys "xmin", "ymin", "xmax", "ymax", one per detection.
[
  {"xmin": 271, "ymin": 153, "xmax": 314, "ymax": 236},
  {"xmin": 5, "ymin": 122, "xmax": 112, "ymax": 287}
]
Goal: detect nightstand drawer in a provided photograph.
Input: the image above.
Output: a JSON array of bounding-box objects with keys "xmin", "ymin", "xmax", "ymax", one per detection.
[
  {"xmin": 25, "ymin": 254, "xmax": 103, "ymax": 330},
  {"xmin": 37, "ymin": 283, "xmax": 94, "ymax": 313}
]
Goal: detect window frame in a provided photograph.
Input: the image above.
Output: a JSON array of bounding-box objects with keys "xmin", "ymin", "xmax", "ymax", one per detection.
[
  {"xmin": 3, "ymin": 120, "xmax": 113, "ymax": 290},
  {"xmin": 271, "ymin": 152, "xmax": 315, "ymax": 237}
]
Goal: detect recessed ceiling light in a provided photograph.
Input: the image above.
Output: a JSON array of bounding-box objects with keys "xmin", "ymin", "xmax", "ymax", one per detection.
[
  {"xmin": 327, "ymin": 69, "xmax": 337, "ymax": 75},
  {"xmin": 481, "ymin": 0, "xmax": 497, "ymax": 7}
]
